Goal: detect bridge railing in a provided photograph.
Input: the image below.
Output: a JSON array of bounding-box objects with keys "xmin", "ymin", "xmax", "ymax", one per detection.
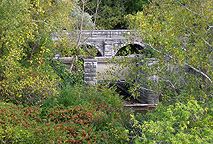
[
  {"xmin": 80, "ymin": 30, "xmax": 135, "ymax": 38},
  {"xmin": 53, "ymin": 30, "xmax": 139, "ymax": 41}
]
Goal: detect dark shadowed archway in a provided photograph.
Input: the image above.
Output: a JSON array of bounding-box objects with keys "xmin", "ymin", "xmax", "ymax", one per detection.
[
  {"xmin": 115, "ymin": 44, "xmax": 144, "ymax": 56},
  {"xmin": 115, "ymin": 43, "xmax": 156, "ymax": 58},
  {"xmin": 80, "ymin": 44, "xmax": 103, "ymax": 57}
]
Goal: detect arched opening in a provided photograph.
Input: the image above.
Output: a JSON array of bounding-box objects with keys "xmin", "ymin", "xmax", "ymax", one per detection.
[
  {"xmin": 114, "ymin": 44, "xmax": 159, "ymax": 104},
  {"xmin": 115, "ymin": 44, "xmax": 156, "ymax": 58},
  {"xmin": 80, "ymin": 44, "xmax": 102, "ymax": 57}
]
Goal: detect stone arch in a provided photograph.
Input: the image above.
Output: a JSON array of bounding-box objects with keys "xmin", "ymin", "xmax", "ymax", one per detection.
[
  {"xmin": 80, "ymin": 43, "xmax": 103, "ymax": 57},
  {"xmin": 115, "ymin": 42, "xmax": 146, "ymax": 56}
]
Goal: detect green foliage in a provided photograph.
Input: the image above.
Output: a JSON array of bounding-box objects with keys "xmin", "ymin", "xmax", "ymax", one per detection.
[
  {"xmin": 49, "ymin": 59, "xmax": 85, "ymax": 86},
  {"xmin": 0, "ymin": 0, "xmax": 77, "ymax": 105},
  {"xmin": 41, "ymin": 84, "xmax": 125, "ymax": 112},
  {"xmin": 116, "ymin": 44, "xmax": 157, "ymax": 57},
  {"xmin": 127, "ymin": 100, "xmax": 213, "ymax": 143},
  {"xmin": 123, "ymin": 0, "xmax": 213, "ymax": 103},
  {"xmin": 103, "ymin": 1, "xmax": 213, "ymax": 142},
  {"xmin": 0, "ymin": 86, "xmax": 130, "ymax": 143},
  {"xmin": 83, "ymin": 0, "xmax": 148, "ymax": 29}
]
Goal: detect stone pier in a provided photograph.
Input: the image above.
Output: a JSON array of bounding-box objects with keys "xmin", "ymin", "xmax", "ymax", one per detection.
[{"xmin": 83, "ymin": 59, "xmax": 97, "ymax": 85}]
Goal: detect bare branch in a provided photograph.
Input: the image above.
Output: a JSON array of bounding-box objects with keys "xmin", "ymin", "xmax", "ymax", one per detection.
[
  {"xmin": 191, "ymin": 31, "xmax": 212, "ymax": 48},
  {"xmin": 147, "ymin": 43, "xmax": 212, "ymax": 84},
  {"xmin": 183, "ymin": 19, "xmax": 212, "ymax": 49},
  {"xmin": 77, "ymin": 0, "xmax": 85, "ymax": 47},
  {"xmin": 147, "ymin": 43, "xmax": 173, "ymax": 59},
  {"xmin": 70, "ymin": 0, "xmax": 100, "ymax": 72},
  {"xmin": 177, "ymin": 1, "xmax": 206, "ymax": 18},
  {"xmin": 183, "ymin": 18, "xmax": 201, "ymax": 29},
  {"xmin": 70, "ymin": 0, "xmax": 86, "ymax": 72},
  {"xmin": 185, "ymin": 63, "xmax": 212, "ymax": 84},
  {"xmin": 80, "ymin": 0, "xmax": 100, "ymax": 44}
]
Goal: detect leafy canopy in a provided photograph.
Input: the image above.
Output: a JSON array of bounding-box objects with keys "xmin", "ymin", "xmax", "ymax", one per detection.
[
  {"xmin": 125, "ymin": 0, "xmax": 212, "ymax": 102},
  {"xmin": 0, "ymin": 0, "xmax": 77, "ymax": 105}
]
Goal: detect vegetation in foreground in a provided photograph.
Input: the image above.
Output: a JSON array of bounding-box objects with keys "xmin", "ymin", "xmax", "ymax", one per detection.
[
  {"xmin": 124, "ymin": 0, "xmax": 212, "ymax": 143},
  {"xmin": 0, "ymin": 85, "xmax": 130, "ymax": 143},
  {"xmin": 0, "ymin": 0, "xmax": 212, "ymax": 143}
]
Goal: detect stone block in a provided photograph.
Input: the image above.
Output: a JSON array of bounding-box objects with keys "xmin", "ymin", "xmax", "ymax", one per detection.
[
  {"xmin": 84, "ymin": 62, "xmax": 97, "ymax": 68},
  {"xmin": 83, "ymin": 59, "xmax": 98, "ymax": 85},
  {"xmin": 86, "ymin": 81, "xmax": 97, "ymax": 86},
  {"xmin": 90, "ymin": 68, "xmax": 96, "ymax": 73},
  {"xmin": 84, "ymin": 77, "xmax": 92, "ymax": 81},
  {"xmin": 84, "ymin": 59, "xmax": 97, "ymax": 62},
  {"xmin": 84, "ymin": 73, "xmax": 96, "ymax": 77},
  {"xmin": 84, "ymin": 68, "xmax": 91, "ymax": 73}
]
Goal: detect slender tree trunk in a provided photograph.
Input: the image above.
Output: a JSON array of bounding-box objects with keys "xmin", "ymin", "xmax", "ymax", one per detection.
[{"xmin": 69, "ymin": 0, "xmax": 100, "ymax": 72}]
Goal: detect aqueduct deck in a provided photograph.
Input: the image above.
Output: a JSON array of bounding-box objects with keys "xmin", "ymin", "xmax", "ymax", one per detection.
[
  {"xmin": 53, "ymin": 30, "xmax": 159, "ymax": 105},
  {"xmin": 53, "ymin": 30, "xmax": 145, "ymax": 57}
]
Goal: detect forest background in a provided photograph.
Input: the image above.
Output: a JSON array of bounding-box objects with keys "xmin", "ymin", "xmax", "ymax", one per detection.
[{"xmin": 0, "ymin": 0, "xmax": 212, "ymax": 143}]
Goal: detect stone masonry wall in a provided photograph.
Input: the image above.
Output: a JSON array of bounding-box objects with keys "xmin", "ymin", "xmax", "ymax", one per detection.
[{"xmin": 83, "ymin": 59, "xmax": 97, "ymax": 85}]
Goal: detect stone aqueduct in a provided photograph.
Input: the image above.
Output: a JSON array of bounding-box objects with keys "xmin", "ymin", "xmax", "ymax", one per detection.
[
  {"xmin": 54, "ymin": 30, "xmax": 159, "ymax": 104},
  {"xmin": 53, "ymin": 30, "xmax": 145, "ymax": 57},
  {"xmin": 53, "ymin": 29, "xmax": 150, "ymax": 85},
  {"xmin": 80, "ymin": 30, "xmax": 145, "ymax": 57},
  {"xmin": 54, "ymin": 29, "xmax": 147, "ymax": 85}
]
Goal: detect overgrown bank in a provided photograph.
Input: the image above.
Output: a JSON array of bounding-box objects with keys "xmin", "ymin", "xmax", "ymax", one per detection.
[
  {"xmin": 0, "ymin": 84, "xmax": 131, "ymax": 143},
  {"xmin": 0, "ymin": 0, "xmax": 212, "ymax": 143}
]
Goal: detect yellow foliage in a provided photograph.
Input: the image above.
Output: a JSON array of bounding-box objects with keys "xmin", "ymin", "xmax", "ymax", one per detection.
[{"xmin": 0, "ymin": 0, "xmax": 75, "ymax": 105}]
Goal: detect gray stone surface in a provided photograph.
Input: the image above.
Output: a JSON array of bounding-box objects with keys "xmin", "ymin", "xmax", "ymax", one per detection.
[
  {"xmin": 58, "ymin": 55, "xmax": 159, "ymax": 104},
  {"xmin": 53, "ymin": 30, "xmax": 144, "ymax": 57},
  {"xmin": 84, "ymin": 59, "xmax": 97, "ymax": 85}
]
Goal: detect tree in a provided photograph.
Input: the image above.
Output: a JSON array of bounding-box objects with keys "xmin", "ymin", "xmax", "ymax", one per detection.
[
  {"xmin": 121, "ymin": 1, "xmax": 212, "ymax": 142},
  {"xmin": 124, "ymin": 0, "xmax": 148, "ymax": 14},
  {"xmin": 125, "ymin": 0, "xmax": 212, "ymax": 103},
  {"xmin": 70, "ymin": 0, "xmax": 95, "ymax": 30},
  {"xmin": 0, "ymin": 0, "xmax": 76, "ymax": 105},
  {"xmin": 57, "ymin": 0, "xmax": 96, "ymax": 57},
  {"xmin": 127, "ymin": 100, "xmax": 213, "ymax": 143},
  {"xmin": 82, "ymin": 0, "xmax": 148, "ymax": 29}
]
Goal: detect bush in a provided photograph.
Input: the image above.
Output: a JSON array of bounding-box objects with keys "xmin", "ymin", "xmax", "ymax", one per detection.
[
  {"xmin": 0, "ymin": 85, "xmax": 131, "ymax": 143},
  {"xmin": 0, "ymin": 63, "xmax": 59, "ymax": 106},
  {"xmin": 49, "ymin": 59, "xmax": 85, "ymax": 86},
  {"xmin": 41, "ymin": 85, "xmax": 130, "ymax": 143},
  {"xmin": 0, "ymin": 0, "xmax": 75, "ymax": 106},
  {"xmin": 127, "ymin": 100, "xmax": 213, "ymax": 143}
]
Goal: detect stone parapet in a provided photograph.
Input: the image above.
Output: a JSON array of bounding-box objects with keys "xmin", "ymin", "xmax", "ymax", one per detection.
[{"xmin": 83, "ymin": 59, "xmax": 97, "ymax": 85}]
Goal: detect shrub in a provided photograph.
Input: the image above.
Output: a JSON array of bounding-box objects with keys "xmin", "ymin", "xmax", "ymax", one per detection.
[
  {"xmin": 0, "ymin": 0, "xmax": 76, "ymax": 106},
  {"xmin": 49, "ymin": 59, "xmax": 85, "ymax": 86},
  {"xmin": 0, "ymin": 85, "xmax": 131, "ymax": 143},
  {"xmin": 0, "ymin": 64, "xmax": 59, "ymax": 106},
  {"xmin": 41, "ymin": 85, "xmax": 130, "ymax": 143},
  {"xmin": 127, "ymin": 100, "xmax": 213, "ymax": 143}
]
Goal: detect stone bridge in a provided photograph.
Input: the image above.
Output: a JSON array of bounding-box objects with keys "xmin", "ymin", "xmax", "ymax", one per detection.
[
  {"xmin": 53, "ymin": 30, "xmax": 159, "ymax": 104},
  {"xmin": 80, "ymin": 30, "xmax": 145, "ymax": 57},
  {"xmin": 52, "ymin": 30, "xmax": 145, "ymax": 57},
  {"xmin": 57, "ymin": 55, "xmax": 159, "ymax": 104}
]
